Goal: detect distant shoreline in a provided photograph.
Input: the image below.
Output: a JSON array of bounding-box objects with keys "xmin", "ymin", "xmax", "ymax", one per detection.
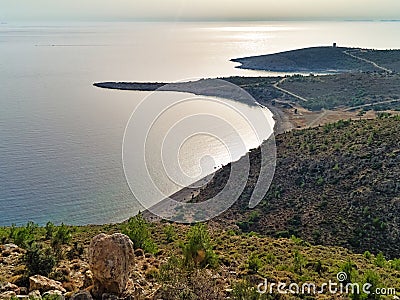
[
  {"xmin": 231, "ymin": 46, "xmax": 399, "ymax": 73},
  {"xmin": 93, "ymin": 79, "xmax": 293, "ymax": 134},
  {"xmin": 94, "ymin": 45, "xmax": 400, "ymax": 217},
  {"xmin": 94, "ymin": 45, "xmax": 400, "ymax": 134}
]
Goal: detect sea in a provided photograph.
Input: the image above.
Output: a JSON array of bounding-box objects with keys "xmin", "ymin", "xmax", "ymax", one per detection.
[{"xmin": 1, "ymin": 21, "xmax": 399, "ymax": 226}]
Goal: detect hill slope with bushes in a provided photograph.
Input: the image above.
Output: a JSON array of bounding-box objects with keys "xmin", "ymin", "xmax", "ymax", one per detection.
[{"xmin": 195, "ymin": 116, "xmax": 400, "ymax": 259}]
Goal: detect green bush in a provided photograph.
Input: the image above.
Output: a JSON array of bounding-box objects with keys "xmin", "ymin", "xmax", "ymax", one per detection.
[
  {"xmin": 10, "ymin": 222, "xmax": 39, "ymax": 248},
  {"xmin": 182, "ymin": 223, "xmax": 218, "ymax": 268},
  {"xmin": 122, "ymin": 213, "xmax": 158, "ymax": 254},
  {"xmin": 0, "ymin": 227, "xmax": 9, "ymax": 244},
  {"xmin": 361, "ymin": 270, "xmax": 381, "ymax": 300},
  {"xmin": 158, "ymin": 256, "xmax": 224, "ymax": 300},
  {"xmin": 42, "ymin": 295, "xmax": 63, "ymax": 300},
  {"xmin": 248, "ymin": 211, "xmax": 260, "ymax": 223},
  {"xmin": 340, "ymin": 259, "xmax": 358, "ymax": 284},
  {"xmin": 45, "ymin": 221, "xmax": 56, "ymax": 240},
  {"xmin": 390, "ymin": 258, "xmax": 400, "ymax": 271},
  {"xmin": 232, "ymin": 280, "xmax": 267, "ymax": 300},
  {"xmin": 24, "ymin": 243, "xmax": 56, "ymax": 276},
  {"xmin": 247, "ymin": 253, "xmax": 263, "ymax": 274},
  {"xmin": 293, "ymin": 250, "xmax": 306, "ymax": 274},
  {"xmin": 51, "ymin": 223, "xmax": 72, "ymax": 259},
  {"xmin": 163, "ymin": 224, "xmax": 176, "ymax": 243},
  {"xmin": 66, "ymin": 241, "xmax": 84, "ymax": 260},
  {"xmin": 51, "ymin": 223, "xmax": 72, "ymax": 246},
  {"xmin": 374, "ymin": 252, "xmax": 386, "ymax": 268},
  {"xmin": 363, "ymin": 251, "xmax": 372, "ymax": 260}
]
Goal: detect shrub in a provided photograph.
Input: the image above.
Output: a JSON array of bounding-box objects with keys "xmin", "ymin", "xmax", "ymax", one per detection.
[
  {"xmin": 157, "ymin": 256, "xmax": 224, "ymax": 300},
  {"xmin": 390, "ymin": 258, "xmax": 400, "ymax": 271},
  {"xmin": 247, "ymin": 253, "xmax": 263, "ymax": 274},
  {"xmin": 182, "ymin": 223, "xmax": 218, "ymax": 268},
  {"xmin": 66, "ymin": 241, "xmax": 84, "ymax": 260},
  {"xmin": 361, "ymin": 270, "xmax": 381, "ymax": 300},
  {"xmin": 232, "ymin": 279, "xmax": 266, "ymax": 300},
  {"xmin": 10, "ymin": 222, "xmax": 39, "ymax": 248},
  {"xmin": 122, "ymin": 213, "xmax": 158, "ymax": 254},
  {"xmin": 290, "ymin": 235, "xmax": 304, "ymax": 245},
  {"xmin": 51, "ymin": 223, "xmax": 72, "ymax": 258},
  {"xmin": 363, "ymin": 251, "xmax": 372, "ymax": 260},
  {"xmin": 163, "ymin": 224, "xmax": 176, "ymax": 243},
  {"xmin": 42, "ymin": 295, "xmax": 63, "ymax": 300},
  {"xmin": 0, "ymin": 227, "xmax": 9, "ymax": 244},
  {"xmin": 374, "ymin": 252, "xmax": 386, "ymax": 268},
  {"xmin": 313, "ymin": 260, "xmax": 324, "ymax": 275},
  {"xmin": 293, "ymin": 250, "xmax": 306, "ymax": 274},
  {"xmin": 51, "ymin": 223, "xmax": 71, "ymax": 246},
  {"xmin": 316, "ymin": 176, "xmax": 324, "ymax": 186},
  {"xmin": 24, "ymin": 243, "xmax": 56, "ymax": 277},
  {"xmin": 249, "ymin": 211, "xmax": 260, "ymax": 223},
  {"xmin": 264, "ymin": 252, "xmax": 276, "ymax": 265},
  {"xmin": 340, "ymin": 260, "xmax": 358, "ymax": 284},
  {"xmin": 45, "ymin": 222, "xmax": 56, "ymax": 240}
]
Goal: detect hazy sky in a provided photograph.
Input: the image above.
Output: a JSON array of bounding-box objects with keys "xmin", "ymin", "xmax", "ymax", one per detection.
[{"xmin": 1, "ymin": 0, "xmax": 400, "ymax": 21}]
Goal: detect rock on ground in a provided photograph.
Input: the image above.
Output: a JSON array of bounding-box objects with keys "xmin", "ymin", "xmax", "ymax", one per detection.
[
  {"xmin": 29, "ymin": 275, "xmax": 66, "ymax": 294},
  {"xmin": 0, "ymin": 291, "xmax": 17, "ymax": 300},
  {"xmin": 88, "ymin": 233, "xmax": 134, "ymax": 297},
  {"xmin": 71, "ymin": 291, "xmax": 93, "ymax": 300},
  {"xmin": 0, "ymin": 282, "xmax": 20, "ymax": 295},
  {"xmin": 28, "ymin": 290, "xmax": 42, "ymax": 300},
  {"xmin": 43, "ymin": 290, "xmax": 65, "ymax": 300}
]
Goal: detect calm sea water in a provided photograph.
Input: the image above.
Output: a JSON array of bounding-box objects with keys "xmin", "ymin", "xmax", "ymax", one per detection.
[{"xmin": 1, "ymin": 21, "xmax": 399, "ymax": 226}]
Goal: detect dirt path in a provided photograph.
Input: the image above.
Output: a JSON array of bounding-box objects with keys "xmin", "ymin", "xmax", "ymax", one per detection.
[
  {"xmin": 307, "ymin": 109, "xmax": 328, "ymax": 127},
  {"xmin": 273, "ymin": 77, "xmax": 309, "ymax": 102},
  {"xmin": 343, "ymin": 50, "xmax": 393, "ymax": 73},
  {"xmin": 343, "ymin": 98, "xmax": 400, "ymax": 112}
]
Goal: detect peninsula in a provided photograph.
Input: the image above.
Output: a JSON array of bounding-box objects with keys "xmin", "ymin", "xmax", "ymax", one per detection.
[{"xmin": 231, "ymin": 45, "xmax": 400, "ymax": 73}]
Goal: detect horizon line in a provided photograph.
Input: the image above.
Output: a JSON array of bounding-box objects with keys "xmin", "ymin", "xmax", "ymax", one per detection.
[{"xmin": 1, "ymin": 18, "xmax": 400, "ymax": 23}]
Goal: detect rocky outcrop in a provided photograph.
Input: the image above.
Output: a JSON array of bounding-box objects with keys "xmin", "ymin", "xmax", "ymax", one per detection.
[
  {"xmin": 0, "ymin": 282, "xmax": 20, "ymax": 295},
  {"xmin": 43, "ymin": 290, "xmax": 64, "ymax": 300},
  {"xmin": 0, "ymin": 291, "xmax": 16, "ymax": 300},
  {"xmin": 71, "ymin": 291, "xmax": 93, "ymax": 300},
  {"xmin": 28, "ymin": 290, "xmax": 42, "ymax": 300},
  {"xmin": 29, "ymin": 275, "xmax": 66, "ymax": 294},
  {"xmin": 88, "ymin": 233, "xmax": 134, "ymax": 297}
]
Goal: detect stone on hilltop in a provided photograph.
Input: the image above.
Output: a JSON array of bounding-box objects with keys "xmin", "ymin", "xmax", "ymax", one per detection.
[{"xmin": 89, "ymin": 233, "xmax": 135, "ymax": 297}]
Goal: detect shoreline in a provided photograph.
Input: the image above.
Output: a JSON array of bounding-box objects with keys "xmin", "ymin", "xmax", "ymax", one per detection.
[
  {"xmin": 230, "ymin": 46, "xmax": 393, "ymax": 73},
  {"xmin": 94, "ymin": 75, "xmax": 391, "ymax": 215}
]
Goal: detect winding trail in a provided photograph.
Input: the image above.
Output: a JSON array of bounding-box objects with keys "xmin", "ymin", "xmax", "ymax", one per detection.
[
  {"xmin": 273, "ymin": 77, "xmax": 309, "ymax": 102},
  {"xmin": 343, "ymin": 50, "xmax": 393, "ymax": 73},
  {"xmin": 343, "ymin": 99, "xmax": 400, "ymax": 112},
  {"xmin": 307, "ymin": 109, "xmax": 328, "ymax": 127},
  {"xmin": 272, "ymin": 50, "xmax": 397, "ymax": 116}
]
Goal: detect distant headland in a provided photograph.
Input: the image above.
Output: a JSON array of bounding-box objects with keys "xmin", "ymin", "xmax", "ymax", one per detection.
[{"xmin": 231, "ymin": 45, "xmax": 400, "ymax": 73}]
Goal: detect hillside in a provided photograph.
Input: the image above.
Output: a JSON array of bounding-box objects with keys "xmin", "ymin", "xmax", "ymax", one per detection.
[
  {"xmin": 231, "ymin": 46, "xmax": 379, "ymax": 73},
  {"xmin": 279, "ymin": 72, "xmax": 400, "ymax": 111},
  {"xmin": 1, "ymin": 216, "xmax": 400, "ymax": 299},
  {"xmin": 2, "ymin": 116, "xmax": 399, "ymax": 299},
  {"xmin": 193, "ymin": 116, "xmax": 400, "ymax": 259},
  {"xmin": 354, "ymin": 49, "xmax": 400, "ymax": 73}
]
